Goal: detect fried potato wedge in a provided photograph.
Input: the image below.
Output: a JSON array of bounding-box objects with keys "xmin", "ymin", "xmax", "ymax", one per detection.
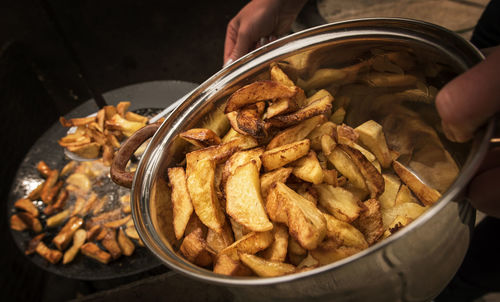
[
  {"xmin": 17, "ymin": 212, "xmax": 42, "ymax": 233},
  {"xmin": 265, "ymin": 98, "xmax": 298, "ymax": 119},
  {"xmin": 292, "ymin": 150, "xmax": 324, "ymax": 184},
  {"xmin": 261, "ymin": 223, "xmax": 289, "ymax": 262},
  {"xmin": 236, "ymin": 104, "xmax": 268, "ymax": 138},
  {"xmin": 392, "ymin": 161, "xmax": 441, "ymax": 206},
  {"xmin": 222, "ymin": 148, "xmax": 264, "ymax": 186},
  {"xmin": 339, "ymin": 145, "xmax": 384, "ymax": 198},
  {"xmin": 270, "ymin": 62, "xmax": 295, "ymax": 87},
  {"xmin": 266, "ymin": 182, "xmax": 326, "ymax": 250},
  {"xmin": 63, "ymin": 229, "xmax": 86, "ymax": 264},
  {"xmin": 261, "ymin": 139, "xmax": 310, "ymax": 171},
  {"xmin": 226, "ymin": 161, "xmax": 273, "ymax": 232},
  {"xmin": 219, "ymin": 231, "xmax": 274, "ymax": 259},
  {"xmin": 240, "ymin": 253, "xmax": 296, "ymax": 277},
  {"xmin": 379, "ymin": 174, "xmax": 401, "ymax": 210},
  {"xmin": 207, "ymin": 222, "xmax": 234, "ymax": 253},
  {"xmin": 213, "ymin": 254, "xmax": 253, "ymax": 276},
  {"xmin": 266, "ymin": 115, "xmax": 326, "ymax": 150},
  {"xmin": 25, "ymin": 233, "xmax": 46, "ymax": 255},
  {"xmin": 314, "ymin": 184, "xmax": 362, "ymax": 222},
  {"xmin": 383, "ymin": 215, "xmax": 414, "ymax": 238},
  {"xmin": 353, "ymin": 199, "xmax": 384, "ymax": 245},
  {"xmin": 307, "ymin": 121, "xmax": 337, "ymax": 151},
  {"xmin": 322, "ymin": 213, "xmax": 368, "ymax": 249},
  {"xmin": 395, "ymin": 184, "xmax": 419, "ymax": 205},
  {"xmin": 260, "ymin": 167, "xmax": 293, "ymax": 199},
  {"xmin": 267, "ymin": 95, "xmax": 332, "ymax": 128},
  {"xmin": 330, "ymin": 107, "xmax": 346, "ymax": 124},
  {"xmin": 105, "ymin": 114, "xmax": 146, "ymax": 137},
  {"xmin": 382, "ymin": 202, "xmax": 427, "ymax": 229},
  {"xmin": 310, "ymin": 240, "xmax": 361, "ymax": 265},
  {"xmin": 168, "ymin": 167, "xmax": 194, "ymax": 240},
  {"xmin": 355, "ymin": 120, "xmax": 392, "ymax": 168},
  {"xmin": 179, "ymin": 128, "xmax": 221, "ymax": 148},
  {"xmin": 67, "ymin": 142, "xmax": 101, "ymax": 159},
  {"xmin": 14, "ymin": 198, "xmax": 39, "ymax": 217},
  {"xmin": 81, "ymin": 242, "xmax": 111, "ymax": 264},
  {"xmin": 36, "ymin": 242, "xmax": 63, "ymax": 264},
  {"xmin": 180, "ymin": 227, "xmax": 207, "ymax": 263},
  {"xmin": 10, "ymin": 214, "xmax": 28, "ymax": 231},
  {"xmin": 297, "ymin": 253, "xmax": 319, "ymax": 269},
  {"xmin": 326, "ymin": 148, "xmax": 367, "ymax": 191},
  {"xmin": 117, "ymin": 228, "xmax": 135, "ymax": 256},
  {"xmin": 186, "ymin": 158, "xmax": 226, "ymax": 233},
  {"xmin": 225, "ymin": 80, "xmax": 298, "ymax": 113},
  {"xmin": 53, "ymin": 216, "xmax": 84, "ymax": 250}
]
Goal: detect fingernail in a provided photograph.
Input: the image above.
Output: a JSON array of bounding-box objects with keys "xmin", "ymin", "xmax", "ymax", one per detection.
[
  {"xmin": 223, "ymin": 58, "xmax": 233, "ymax": 67},
  {"xmin": 442, "ymin": 122, "xmax": 473, "ymax": 143}
]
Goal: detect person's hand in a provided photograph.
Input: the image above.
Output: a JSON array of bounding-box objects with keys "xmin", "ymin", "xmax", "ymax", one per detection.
[
  {"xmin": 223, "ymin": 0, "xmax": 308, "ymax": 66},
  {"xmin": 435, "ymin": 46, "xmax": 500, "ymax": 217}
]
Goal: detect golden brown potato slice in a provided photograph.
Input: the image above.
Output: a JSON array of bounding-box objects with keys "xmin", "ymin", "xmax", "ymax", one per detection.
[
  {"xmin": 297, "ymin": 68, "xmax": 347, "ymax": 92},
  {"xmin": 105, "ymin": 114, "xmax": 145, "ymax": 137},
  {"xmin": 383, "ymin": 215, "xmax": 414, "ymax": 238},
  {"xmin": 168, "ymin": 167, "xmax": 194, "ymax": 240},
  {"xmin": 236, "ymin": 104, "xmax": 268, "ymax": 138},
  {"xmin": 206, "ymin": 222, "xmax": 234, "ymax": 253},
  {"xmin": 67, "ymin": 142, "xmax": 101, "ymax": 159},
  {"xmin": 320, "ymin": 134, "xmax": 337, "ymax": 156},
  {"xmin": 288, "ymin": 236, "xmax": 306, "ymax": 256},
  {"xmin": 326, "ymin": 148, "xmax": 367, "ymax": 191},
  {"xmin": 25, "ymin": 233, "xmax": 46, "ymax": 255},
  {"xmin": 329, "ymin": 107, "xmax": 346, "ymax": 124},
  {"xmin": 261, "ymin": 223, "xmax": 289, "ymax": 262},
  {"xmin": 14, "ymin": 198, "xmax": 39, "ymax": 217},
  {"xmin": 381, "ymin": 202, "xmax": 427, "ymax": 229},
  {"xmin": 310, "ymin": 240, "xmax": 361, "ymax": 265},
  {"xmin": 125, "ymin": 111, "xmax": 148, "ymax": 123},
  {"xmin": 179, "ymin": 128, "xmax": 222, "ymax": 148},
  {"xmin": 186, "ymin": 158, "xmax": 226, "ymax": 233},
  {"xmin": 40, "ymin": 169, "xmax": 59, "ymax": 204},
  {"xmin": 322, "ymin": 213, "xmax": 368, "ymax": 249},
  {"xmin": 307, "ymin": 121, "xmax": 336, "ymax": 151},
  {"xmin": 116, "ymin": 101, "xmax": 131, "ymax": 116},
  {"xmin": 179, "ymin": 227, "xmax": 207, "ymax": 263},
  {"xmin": 267, "ymin": 182, "xmax": 326, "ymax": 250},
  {"xmin": 45, "ymin": 209, "xmax": 70, "ymax": 228},
  {"xmin": 339, "ymin": 145, "xmax": 384, "ymax": 198},
  {"xmin": 267, "ymin": 95, "xmax": 332, "ymax": 128},
  {"xmin": 63, "ymin": 229, "xmax": 87, "ymax": 264},
  {"xmin": 226, "ymin": 161, "xmax": 273, "ymax": 232},
  {"xmin": 336, "ymin": 124, "xmax": 359, "ymax": 143},
  {"xmin": 394, "ymin": 184, "xmax": 419, "ymax": 205},
  {"xmin": 392, "ymin": 161, "xmax": 441, "ymax": 206},
  {"xmin": 270, "ymin": 62, "xmax": 295, "ymax": 87},
  {"xmin": 36, "ymin": 161, "xmax": 52, "ymax": 177},
  {"xmin": 305, "ymin": 89, "xmax": 333, "ymax": 106},
  {"xmin": 266, "ymin": 115, "xmax": 326, "ymax": 150},
  {"xmin": 297, "ymin": 253, "xmax": 319, "ymax": 269},
  {"xmin": 265, "ymin": 98, "xmax": 298, "ymax": 119},
  {"xmin": 353, "ymin": 199, "xmax": 384, "ymax": 245},
  {"xmin": 292, "ymin": 150, "xmax": 324, "ymax": 184},
  {"xmin": 225, "ymin": 80, "xmax": 298, "ymax": 113},
  {"xmin": 102, "ymin": 215, "xmax": 131, "ymax": 228},
  {"xmin": 36, "ymin": 242, "xmax": 63, "ymax": 264},
  {"xmin": 17, "ymin": 212, "xmax": 42, "ymax": 233},
  {"xmin": 355, "ymin": 120, "xmax": 393, "ymax": 168},
  {"xmin": 314, "ymin": 184, "xmax": 362, "ymax": 222},
  {"xmin": 59, "ymin": 116, "xmax": 97, "ymax": 127},
  {"xmin": 10, "ymin": 214, "xmax": 28, "ymax": 231},
  {"xmin": 117, "ymin": 228, "xmax": 135, "ymax": 256},
  {"xmin": 229, "ymin": 218, "xmax": 251, "ymax": 241},
  {"xmin": 260, "ymin": 167, "xmax": 293, "ymax": 199},
  {"xmin": 53, "ymin": 216, "xmax": 84, "ymax": 250},
  {"xmin": 261, "ymin": 139, "xmax": 310, "ymax": 171},
  {"xmin": 379, "ymin": 174, "xmax": 401, "ymax": 210},
  {"xmin": 222, "ymin": 148, "xmax": 264, "ymax": 186},
  {"xmin": 219, "ymin": 231, "xmax": 274, "ymax": 259},
  {"xmin": 213, "ymin": 254, "xmax": 253, "ymax": 276},
  {"xmin": 239, "ymin": 253, "xmax": 296, "ymax": 277},
  {"xmin": 81, "ymin": 242, "xmax": 111, "ymax": 264},
  {"xmin": 322, "ymin": 169, "xmax": 338, "ymax": 186}
]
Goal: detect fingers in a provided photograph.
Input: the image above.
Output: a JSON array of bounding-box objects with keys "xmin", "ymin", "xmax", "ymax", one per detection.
[
  {"xmin": 436, "ymin": 46, "xmax": 500, "ymax": 142},
  {"xmin": 223, "ymin": 18, "xmax": 239, "ymax": 65}
]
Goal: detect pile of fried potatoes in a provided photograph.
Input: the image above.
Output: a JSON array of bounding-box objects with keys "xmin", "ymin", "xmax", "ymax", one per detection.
[
  {"xmin": 166, "ymin": 55, "xmax": 446, "ymax": 277},
  {"xmin": 59, "ymin": 101, "xmax": 150, "ymax": 164},
  {"xmin": 11, "ymin": 159, "xmax": 143, "ymax": 265}
]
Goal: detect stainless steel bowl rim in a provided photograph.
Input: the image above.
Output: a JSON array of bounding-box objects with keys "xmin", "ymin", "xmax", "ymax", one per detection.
[{"xmin": 131, "ymin": 18, "xmax": 494, "ymax": 287}]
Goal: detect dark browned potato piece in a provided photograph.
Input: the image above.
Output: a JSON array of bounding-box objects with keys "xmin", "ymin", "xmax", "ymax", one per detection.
[
  {"xmin": 17, "ymin": 212, "xmax": 42, "ymax": 233},
  {"xmin": 53, "ymin": 216, "xmax": 84, "ymax": 250},
  {"xmin": 180, "ymin": 128, "xmax": 222, "ymax": 148},
  {"xmin": 81, "ymin": 242, "xmax": 112, "ymax": 264},
  {"xmin": 36, "ymin": 242, "xmax": 62, "ymax": 264},
  {"xmin": 25, "ymin": 233, "xmax": 46, "ymax": 255},
  {"xmin": 36, "ymin": 161, "xmax": 52, "ymax": 178},
  {"xmin": 392, "ymin": 161, "xmax": 441, "ymax": 205},
  {"xmin": 101, "ymin": 229, "xmax": 122, "ymax": 260},
  {"xmin": 14, "ymin": 198, "xmax": 39, "ymax": 217}
]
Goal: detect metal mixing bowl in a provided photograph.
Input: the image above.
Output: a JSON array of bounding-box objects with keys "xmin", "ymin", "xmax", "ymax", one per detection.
[{"xmin": 112, "ymin": 19, "xmax": 494, "ymax": 301}]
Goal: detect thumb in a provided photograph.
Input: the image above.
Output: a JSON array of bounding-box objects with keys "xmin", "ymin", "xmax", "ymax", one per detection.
[{"xmin": 436, "ymin": 46, "xmax": 500, "ymax": 142}]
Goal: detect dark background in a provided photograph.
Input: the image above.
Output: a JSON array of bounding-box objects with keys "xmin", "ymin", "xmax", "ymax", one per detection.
[{"xmin": 0, "ymin": 1, "xmax": 248, "ymax": 300}]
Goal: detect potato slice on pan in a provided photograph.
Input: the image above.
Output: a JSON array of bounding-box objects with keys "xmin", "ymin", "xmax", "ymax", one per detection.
[
  {"xmin": 225, "ymin": 80, "xmax": 298, "ymax": 113},
  {"xmin": 226, "ymin": 161, "xmax": 273, "ymax": 232},
  {"xmin": 186, "ymin": 158, "xmax": 226, "ymax": 233}
]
